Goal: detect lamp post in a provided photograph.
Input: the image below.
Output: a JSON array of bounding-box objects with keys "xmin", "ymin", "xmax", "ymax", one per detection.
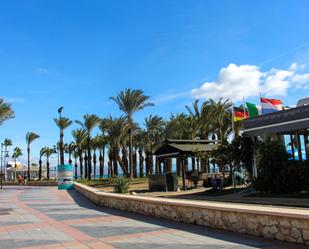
[
  {"xmin": 58, "ymin": 106, "xmax": 64, "ymax": 165},
  {"xmin": 0, "ymin": 143, "xmax": 9, "ymax": 189}
]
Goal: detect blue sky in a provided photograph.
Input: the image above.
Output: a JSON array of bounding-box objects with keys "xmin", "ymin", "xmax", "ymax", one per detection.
[{"xmin": 1, "ymin": 0, "xmax": 309, "ymax": 165}]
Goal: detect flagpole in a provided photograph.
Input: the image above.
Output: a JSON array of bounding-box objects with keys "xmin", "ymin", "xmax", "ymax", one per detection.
[
  {"xmin": 243, "ymin": 96, "xmax": 246, "ymax": 118},
  {"xmin": 231, "ymin": 102, "xmax": 235, "ymax": 140}
]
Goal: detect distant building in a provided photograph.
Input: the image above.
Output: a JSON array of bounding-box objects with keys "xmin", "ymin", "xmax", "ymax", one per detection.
[{"xmin": 5, "ymin": 161, "xmax": 48, "ymax": 181}]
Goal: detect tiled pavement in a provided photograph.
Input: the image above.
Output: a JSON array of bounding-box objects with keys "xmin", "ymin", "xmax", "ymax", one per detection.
[{"xmin": 0, "ymin": 186, "xmax": 307, "ymax": 249}]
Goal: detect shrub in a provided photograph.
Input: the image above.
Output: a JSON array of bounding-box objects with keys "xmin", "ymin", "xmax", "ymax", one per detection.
[
  {"xmin": 253, "ymin": 137, "xmax": 309, "ymax": 193},
  {"xmin": 112, "ymin": 177, "xmax": 131, "ymax": 193}
]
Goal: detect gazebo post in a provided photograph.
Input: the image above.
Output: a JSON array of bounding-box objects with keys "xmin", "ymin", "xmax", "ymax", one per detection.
[{"xmin": 181, "ymin": 156, "xmax": 186, "ymax": 191}]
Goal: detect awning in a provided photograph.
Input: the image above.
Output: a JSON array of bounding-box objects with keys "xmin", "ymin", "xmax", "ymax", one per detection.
[{"xmin": 243, "ymin": 105, "xmax": 309, "ymax": 136}]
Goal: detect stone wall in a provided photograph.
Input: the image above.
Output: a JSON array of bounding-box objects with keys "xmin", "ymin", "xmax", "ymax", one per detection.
[{"xmin": 74, "ymin": 182, "xmax": 309, "ymax": 245}]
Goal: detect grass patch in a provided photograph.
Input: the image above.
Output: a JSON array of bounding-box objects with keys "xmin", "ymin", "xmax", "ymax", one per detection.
[{"xmin": 75, "ymin": 177, "xmax": 148, "ymax": 188}]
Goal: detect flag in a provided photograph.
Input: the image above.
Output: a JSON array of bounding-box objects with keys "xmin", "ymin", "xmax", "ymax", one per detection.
[
  {"xmin": 261, "ymin": 97, "xmax": 283, "ymax": 114},
  {"xmin": 246, "ymin": 102, "xmax": 260, "ymax": 117},
  {"xmin": 233, "ymin": 107, "xmax": 248, "ymax": 122}
]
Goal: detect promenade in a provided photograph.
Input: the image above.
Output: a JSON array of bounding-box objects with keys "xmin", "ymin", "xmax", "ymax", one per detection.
[{"xmin": 0, "ymin": 186, "xmax": 306, "ymax": 249}]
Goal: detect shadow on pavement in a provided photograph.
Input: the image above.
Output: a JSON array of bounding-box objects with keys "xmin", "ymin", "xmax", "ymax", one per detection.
[{"xmin": 66, "ymin": 188, "xmax": 307, "ymax": 249}]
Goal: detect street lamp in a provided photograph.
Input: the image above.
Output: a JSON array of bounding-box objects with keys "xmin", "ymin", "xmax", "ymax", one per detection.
[{"xmin": 0, "ymin": 143, "xmax": 9, "ymax": 189}]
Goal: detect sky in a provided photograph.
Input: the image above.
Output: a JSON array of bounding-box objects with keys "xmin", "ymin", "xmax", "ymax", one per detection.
[{"xmin": 1, "ymin": 0, "xmax": 309, "ymax": 166}]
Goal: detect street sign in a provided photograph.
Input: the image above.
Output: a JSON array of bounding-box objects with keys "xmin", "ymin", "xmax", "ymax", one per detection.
[{"xmin": 57, "ymin": 164, "xmax": 73, "ymax": 190}]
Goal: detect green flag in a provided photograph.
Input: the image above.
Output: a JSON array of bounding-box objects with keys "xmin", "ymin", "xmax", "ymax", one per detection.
[{"xmin": 246, "ymin": 102, "xmax": 259, "ymax": 117}]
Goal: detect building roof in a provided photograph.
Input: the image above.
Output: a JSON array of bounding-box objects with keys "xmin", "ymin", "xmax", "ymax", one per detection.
[
  {"xmin": 154, "ymin": 139, "xmax": 219, "ymax": 158},
  {"xmin": 243, "ymin": 104, "xmax": 309, "ymax": 136}
]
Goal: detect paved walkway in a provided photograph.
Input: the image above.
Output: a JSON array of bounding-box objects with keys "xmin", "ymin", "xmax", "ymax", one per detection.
[{"xmin": 0, "ymin": 186, "xmax": 306, "ymax": 249}]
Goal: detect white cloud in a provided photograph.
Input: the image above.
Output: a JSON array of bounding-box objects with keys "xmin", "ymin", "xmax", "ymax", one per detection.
[
  {"xmin": 192, "ymin": 64, "xmax": 262, "ymax": 101},
  {"xmin": 192, "ymin": 63, "xmax": 309, "ymax": 101}
]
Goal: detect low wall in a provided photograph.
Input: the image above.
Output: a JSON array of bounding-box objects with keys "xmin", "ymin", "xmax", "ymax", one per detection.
[
  {"xmin": 4, "ymin": 181, "xmax": 57, "ymax": 186},
  {"xmin": 74, "ymin": 182, "xmax": 309, "ymax": 245}
]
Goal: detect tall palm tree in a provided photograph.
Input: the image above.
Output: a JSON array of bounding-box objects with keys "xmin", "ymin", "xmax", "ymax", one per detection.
[
  {"xmin": 12, "ymin": 146, "xmax": 22, "ymax": 165},
  {"xmin": 54, "ymin": 117, "xmax": 72, "ymax": 165},
  {"xmin": 92, "ymin": 135, "xmax": 101, "ymax": 179},
  {"xmin": 72, "ymin": 128, "xmax": 87, "ymax": 180},
  {"xmin": 105, "ymin": 116, "xmax": 130, "ymax": 177},
  {"xmin": 12, "ymin": 146, "xmax": 22, "ymax": 181},
  {"xmin": 26, "ymin": 132, "xmax": 39, "ymax": 180},
  {"xmin": 144, "ymin": 115, "xmax": 164, "ymax": 174},
  {"xmin": 39, "ymin": 147, "xmax": 46, "ymax": 180},
  {"xmin": 76, "ymin": 114, "xmax": 100, "ymax": 180},
  {"xmin": 43, "ymin": 147, "xmax": 54, "ymax": 180},
  {"xmin": 66, "ymin": 142, "xmax": 76, "ymax": 165},
  {"xmin": 99, "ymin": 119, "xmax": 108, "ymax": 179},
  {"xmin": 0, "ymin": 98, "xmax": 14, "ymax": 126},
  {"xmin": 110, "ymin": 88, "xmax": 154, "ymax": 178},
  {"xmin": 209, "ymin": 98, "xmax": 232, "ymax": 144}
]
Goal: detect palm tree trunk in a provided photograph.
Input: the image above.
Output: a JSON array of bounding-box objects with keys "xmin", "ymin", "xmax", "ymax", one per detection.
[
  {"xmin": 84, "ymin": 152, "xmax": 88, "ymax": 178},
  {"xmin": 39, "ymin": 158, "xmax": 42, "ymax": 180},
  {"xmin": 47, "ymin": 158, "xmax": 50, "ymax": 180},
  {"xmin": 79, "ymin": 152, "xmax": 83, "ymax": 180},
  {"xmin": 139, "ymin": 149, "xmax": 144, "ymax": 178},
  {"xmin": 27, "ymin": 146, "xmax": 30, "ymax": 180},
  {"xmin": 60, "ymin": 129, "xmax": 65, "ymax": 165},
  {"xmin": 129, "ymin": 128, "xmax": 133, "ymax": 178},
  {"xmin": 69, "ymin": 153, "xmax": 72, "ymax": 165},
  {"xmin": 121, "ymin": 146, "xmax": 129, "ymax": 172},
  {"xmin": 108, "ymin": 149, "xmax": 113, "ymax": 178},
  {"xmin": 133, "ymin": 148, "xmax": 137, "ymax": 178},
  {"xmin": 93, "ymin": 150, "xmax": 97, "ymax": 179},
  {"xmin": 102, "ymin": 145, "xmax": 105, "ymax": 178},
  {"xmin": 99, "ymin": 150, "xmax": 103, "ymax": 179},
  {"xmin": 87, "ymin": 137, "xmax": 92, "ymax": 180},
  {"xmin": 74, "ymin": 159, "xmax": 78, "ymax": 180},
  {"xmin": 113, "ymin": 146, "xmax": 118, "ymax": 177}
]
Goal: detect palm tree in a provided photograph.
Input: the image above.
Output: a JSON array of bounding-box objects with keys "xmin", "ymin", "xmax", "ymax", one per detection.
[
  {"xmin": 39, "ymin": 147, "xmax": 46, "ymax": 180},
  {"xmin": 105, "ymin": 116, "xmax": 130, "ymax": 177},
  {"xmin": 54, "ymin": 117, "xmax": 72, "ymax": 165},
  {"xmin": 209, "ymin": 98, "xmax": 232, "ymax": 144},
  {"xmin": 66, "ymin": 142, "xmax": 76, "ymax": 165},
  {"xmin": 72, "ymin": 128, "xmax": 87, "ymax": 180},
  {"xmin": 76, "ymin": 114, "xmax": 100, "ymax": 180},
  {"xmin": 135, "ymin": 130, "xmax": 147, "ymax": 177},
  {"xmin": 99, "ymin": 119, "xmax": 108, "ymax": 179},
  {"xmin": 43, "ymin": 147, "xmax": 54, "ymax": 180},
  {"xmin": 110, "ymin": 88, "xmax": 154, "ymax": 178},
  {"xmin": 0, "ymin": 98, "xmax": 14, "ymax": 126},
  {"xmin": 144, "ymin": 115, "xmax": 164, "ymax": 174},
  {"xmin": 12, "ymin": 147, "xmax": 22, "ymax": 180},
  {"xmin": 26, "ymin": 132, "xmax": 39, "ymax": 180},
  {"xmin": 12, "ymin": 146, "xmax": 22, "ymax": 166},
  {"xmin": 92, "ymin": 135, "xmax": 101, "ymax": 179}
]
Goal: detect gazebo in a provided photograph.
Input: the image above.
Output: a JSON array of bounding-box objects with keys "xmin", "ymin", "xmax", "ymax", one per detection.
[{"xmin": 153, "ymin": 139, "xmax": 219, "ymax": 190}]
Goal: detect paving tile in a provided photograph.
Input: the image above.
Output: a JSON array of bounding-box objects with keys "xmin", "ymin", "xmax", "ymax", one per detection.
[{"xmin": 0, "ymin": 186, "xmax": 307, "ymax": 249}]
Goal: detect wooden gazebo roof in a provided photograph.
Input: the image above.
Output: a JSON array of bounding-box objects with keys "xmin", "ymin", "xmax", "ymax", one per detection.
[{"xmin": 153, "ymin": 139, "xmax": 219, "ymax": 158}]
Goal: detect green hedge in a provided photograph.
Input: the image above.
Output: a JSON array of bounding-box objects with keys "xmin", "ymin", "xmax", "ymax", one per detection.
[{"xmin": 253, "ymin": 138, "xmax": 309, "ymax": 193}]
